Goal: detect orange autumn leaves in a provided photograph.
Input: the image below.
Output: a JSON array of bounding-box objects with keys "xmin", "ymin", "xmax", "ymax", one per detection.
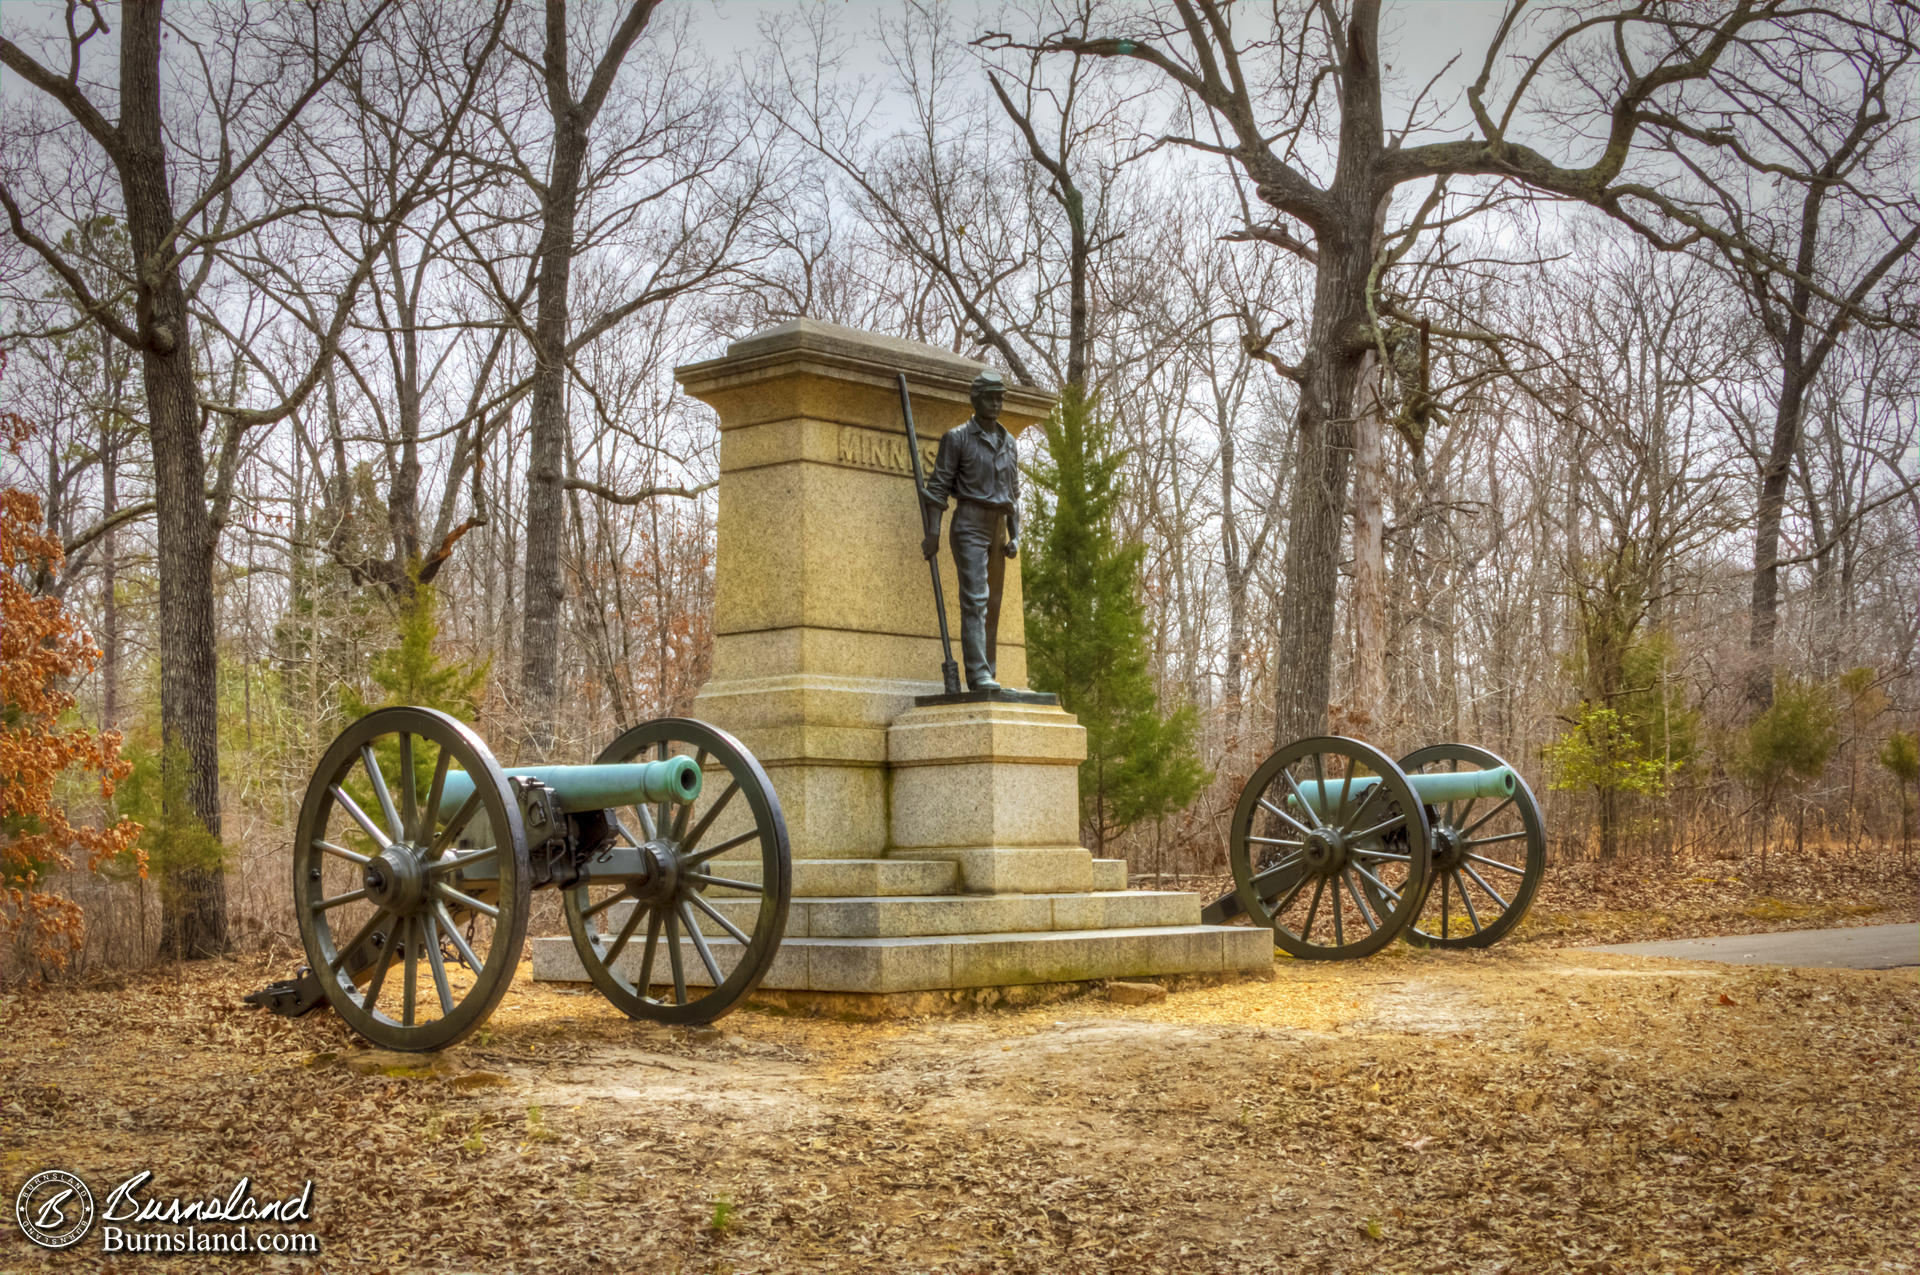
[{"xmin": 2, "ymin": 409, "xmax": 140, "ymax": 969}]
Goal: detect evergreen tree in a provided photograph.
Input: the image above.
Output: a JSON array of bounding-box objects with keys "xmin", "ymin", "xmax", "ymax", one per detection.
[
  {"xmin": 335, "ymin": 583, "xmax": 491, "ymax": 810},
  {"xmin": 340, "ymin": 582, "xmax": 489, "ymax": 723},
  {"xmin": 1023, "ymin": 388, "xmax": 1208, "ymax": 851}
]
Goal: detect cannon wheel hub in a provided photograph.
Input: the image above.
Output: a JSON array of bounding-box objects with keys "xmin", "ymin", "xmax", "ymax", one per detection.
[
  {"xmin": 1430, "ymin": 824, "xmax": 1467, "ymax": 870},
  {"xmin": 363, "ymin": 847, "xmax": 427, "ymax": 913},
  {"xmin": 1303, "ymin": 826, "xmax": 1347, "ymax": 872},
  {"xmin": 629, "ymin": 840, "xmax": 681, "ymax": 903}
]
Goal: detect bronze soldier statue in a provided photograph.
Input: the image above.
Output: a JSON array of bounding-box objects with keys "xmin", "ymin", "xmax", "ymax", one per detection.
[{"xmin": 921, "ymin": 370, "xmax": 1019, "ymax": 692}]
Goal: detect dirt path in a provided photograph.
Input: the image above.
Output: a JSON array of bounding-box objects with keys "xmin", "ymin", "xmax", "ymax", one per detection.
[
  {"xmin": 1589, "ymin": 922, "xmax": 1917, "ymax": 969},
  {"xmin": 3, "ymin": 944, "xmax": 1915, "ymax": 1274}
]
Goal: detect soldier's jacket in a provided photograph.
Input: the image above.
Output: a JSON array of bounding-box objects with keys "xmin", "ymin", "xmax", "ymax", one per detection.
[{"xmin": 924, "ymin": 415, "xmax": 1019, "ymax": 516}]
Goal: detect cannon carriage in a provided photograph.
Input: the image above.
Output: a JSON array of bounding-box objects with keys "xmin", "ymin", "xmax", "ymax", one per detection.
[
  {"xmin": 248, "ymin": 707, "xmax": 792, "ymax": 1050},
  {"xmin": 1202, "ymin": 736, "xmax": 1546, "ymax": 960}
]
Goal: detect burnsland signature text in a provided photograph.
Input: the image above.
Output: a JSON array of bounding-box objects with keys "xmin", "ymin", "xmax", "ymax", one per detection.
[{"xmin": 101, "ymin": 1171, "xmax": 314, "ymax": 1226}]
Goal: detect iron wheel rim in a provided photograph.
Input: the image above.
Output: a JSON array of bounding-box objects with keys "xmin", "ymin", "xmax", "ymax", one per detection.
[
  {"xmin": 1230, "ymin": 735, "xmax": 1430, "ymax": 960},
  {"xmin": 562, "ymin": 718, "xmax": 791, "ymax": 1024},
  {"xmin": 1399, "ymin": 742, "xmax": 1545, "ymax": 949},
  {"xmin": 293, "ymin": 706, "xmax": 530, "ymax": 1051}
]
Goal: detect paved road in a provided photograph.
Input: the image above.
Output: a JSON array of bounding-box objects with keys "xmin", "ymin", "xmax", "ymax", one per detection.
[{"xmin": 1587, "ymin": 923, "xmax": 1917, "ymax": 970}]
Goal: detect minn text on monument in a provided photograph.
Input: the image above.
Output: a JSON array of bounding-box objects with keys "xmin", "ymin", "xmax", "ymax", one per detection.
[{"xmin": 837, "ymin": 424, "xmax": 937, "ymax": 477}]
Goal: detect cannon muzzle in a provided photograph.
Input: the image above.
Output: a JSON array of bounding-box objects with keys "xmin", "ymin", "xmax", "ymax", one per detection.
[{"xmin": 440, "ymin": 757, "xmax": 703, "ymax": 813}]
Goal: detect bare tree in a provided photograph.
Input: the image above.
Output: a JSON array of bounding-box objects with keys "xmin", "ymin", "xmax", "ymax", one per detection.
[
  {"xmin": 1660, "ymin": 8, "xmax": 1920, "ymax": 705},
  {"xmin": 0, "ymin": 0, "xmax": 499, "ymax": 954},
  {"xmin": 473, "ymin": 0, "xmax": 763, "ymax": 752},
  {"xmin": 1011, "ymin": 0, "xmax": 1900, "ymax": 743}
]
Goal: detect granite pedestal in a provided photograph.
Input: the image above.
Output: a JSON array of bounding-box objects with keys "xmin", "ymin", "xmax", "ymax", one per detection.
[{"xmin": 529, "ymin": 320, "xmax": 1271, "ymax": 1004}]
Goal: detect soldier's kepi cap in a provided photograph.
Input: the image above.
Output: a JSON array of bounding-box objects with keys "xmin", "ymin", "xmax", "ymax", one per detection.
[{"xmin": 970, "ymin": 369, "xmax": 1007, "ymax": 394}]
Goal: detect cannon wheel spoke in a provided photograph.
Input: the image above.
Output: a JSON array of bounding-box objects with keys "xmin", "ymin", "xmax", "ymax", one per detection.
[
  {"xmin": 664, "ymin": 906, "xmax": 688, "ymax": 1005},
  {"xmin": 564, "ymin": 717, "xmax": 791, "ymax": 1025},
  {"xmin": 601, "ymin": 898, "xmax": 650, "ymax": 968},
  {"xmin": 361, "ymin": 745, "xmax": 403, "ymax": 843},
  {"xmin": 1399, "ymin": 743, "xmax": 1546, "ymax": 950},
  {"xmin": 688, "ymin": 889, "xmax": 755, "ymax": 946},
  {"xmin": 581, "ymin": 888, "xmax": 630, "ymax": 922},
  {"xmin": 680, "ymin": 900, "xmax": 725, "ymax": 988}
]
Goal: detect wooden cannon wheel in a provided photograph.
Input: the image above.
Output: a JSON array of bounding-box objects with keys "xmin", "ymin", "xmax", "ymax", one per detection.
[
  {"xmin": 1229, "ymin": 736, "xmax": 1431, "ymax": 960},
  {"xmin": 1397, "ymin": 743, "xmax": 1546, "ymax": 949},
  {"xmin": 562, "ymin": 718, "xmax": 792, "ymax": 1024},
  {"xmin": 292, "ymin": 707, "xmax": 531, "ymax": 1052}
]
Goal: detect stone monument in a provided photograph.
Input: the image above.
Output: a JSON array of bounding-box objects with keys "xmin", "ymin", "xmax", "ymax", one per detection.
[{"xmin": 532, "ymin": 320, "xmax": 1270, "ymax": 1007}]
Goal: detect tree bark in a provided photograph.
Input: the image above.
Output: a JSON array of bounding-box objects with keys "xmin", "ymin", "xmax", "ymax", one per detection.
[
  {"xmin": 385, "ymin": 242, "xmax": 425, "ymax": 579},
  {"xmin": 1746, "ymin": 325, "xmax": 1808, "ymax": 710},
  {"xmin": 517, "ymin": 125, "xmax": 584, "ymax": 755},
  {"xmin": 1218, "ymin": 421, "xmax": 1247, "ymax": 740},
  {"xmin": 1270, "ymin": 0, "xmax": 1384, "ymax": 744},
  {"xmin": 100, "ymin": 417, "xmax": 119, "ymax": 730},
  {"xmin": 1349, "ymin": 355, "xmax": 1387, "ymax": 740},
  {"xmin": 1267, "ymin": 0, "xmax": 1390, "ymax": 748},
  {"xmin": 1271, "ymin": 255, "xmax": 1371, "ymax": 745},
  {"xmin": 519, "ymin": 0, "xmax": 658, "ymax": 755},
  {"xmin": 118, "ymin": 0, "xmax": 227, "ymax": 956}
]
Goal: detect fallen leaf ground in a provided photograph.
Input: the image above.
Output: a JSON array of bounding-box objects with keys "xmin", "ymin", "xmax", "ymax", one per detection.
[
  {"xmin": 2, "ymin": 857, "xmax": 1915, "ymax": 1275},
  {"xmin": 1162, "ymin": 839, "xmax": 1919, "ymax": 950}
]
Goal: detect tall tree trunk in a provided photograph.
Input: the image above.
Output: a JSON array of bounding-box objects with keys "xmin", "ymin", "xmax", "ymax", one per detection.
[
  {"xmin": 1218, "ymin": 404, "xmax": 1249, "ymax": 741},
  {"xmin": 386, "ymin": 243, "xmax": 425, "ymax": 586},
  {"xmin": 519, "ymin": 0, "xmax": 658, "ymax": 754},
  {"xmin": 119, "ymin": 0, "xmax": 227, "ymax": 957},
  {"xmin": 100, "ymin": 425, "xmax": 119, "ymax": 730},
  {"xmin": 1349, "ymin": 354, "xmax": 1387, "ymax": 741},
  {"xmin": 1747, "ymin": 362, "xmax": 1806, "ymax": 709},
  {"xmin": 1269, "ymin": 2, "xmax": 1384, "ymax": 746},
  {"xmin": 1271, "ymin": 223, "xmax": 1379, "ymax": 744},
  {"xmin": 518, "ymin": 132, "xmax": 583, "ymax": 755}
]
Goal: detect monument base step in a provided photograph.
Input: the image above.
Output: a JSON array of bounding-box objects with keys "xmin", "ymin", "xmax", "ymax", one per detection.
[
  {"xmin": 599, "ymin": 890, "xmax": 1200, "ymax": 939},
  {"xmin": 530, "ymin": 923, "xmax": 1273, "ymax": 994},
  {"xmin": 742, "ymin": 968, "xmax": 1263, "ymax": 1020},
  {"xmin": 888, "ymin": 845, "xmax": 1092, "ymax": 893},
  {"xmin": 696, "ymin": 854, "xmax": 1123, "ymax": 895},
  {"xmin": 698, "ymin": 857, "xmax": 961, "ymax": 897}
]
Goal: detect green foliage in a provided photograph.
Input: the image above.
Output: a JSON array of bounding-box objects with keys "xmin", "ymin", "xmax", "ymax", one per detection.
[
  {"xmin": 1839, "ymin": 665, "xmax": 1882, "ymax": 706},
  {"xmin": 1736, "ymin": 676, "xmax": 1838, "ymax": 792},
  {"xmin": 339, "ymin": 583, "xmax": 487, "ymax": 723},
  {"xmin": 1544, "ymin": 703, "xmax": 1676, "ymax": 799},
  {"xmin": 330, "ymin": 584, "xmax": 487, "ymax": 815},
  {"xmin": 1565, "ymin": 544, "xmax": 1650, "ymax": 702},
  {"xmin": 1618, "ymin": 632, "xmax": 1698, "ymax": 770},
  {"xmin": 1023, "ymin": 388, "xmax": 1209, "ymax": 845},
  {"xmin": 110, "ymin": 739, "xmax": 229, "ymax": 887},
  {"xmin": 1881, "ymin": 730, "xmax": 1917, "ymax": 843},
  {"xmin": 708, "ymin": 1196, "xmax": 735, "ymax": 1234},
  {"xmin": 1561, "ymin": 617, "xmax": 1697, "ymax": 765},
  {"xmin": 1877, "ymin": 730, "xmax": 1918, "ymax": 785}
]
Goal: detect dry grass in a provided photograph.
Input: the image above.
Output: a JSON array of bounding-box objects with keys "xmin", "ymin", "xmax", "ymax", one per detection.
[{"xmin": 2, "ymin": 930, "xmax": 1915, "ymax": 1273}]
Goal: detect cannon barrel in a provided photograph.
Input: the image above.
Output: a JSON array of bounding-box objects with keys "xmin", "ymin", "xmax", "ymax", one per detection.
[
  {"xmin": 1297, "ymin": 765, "xmax": 1514, "ymax": 815},
  {"xmin": 440, "ymin": 758, "xmax": 702, "ymax": 812}
]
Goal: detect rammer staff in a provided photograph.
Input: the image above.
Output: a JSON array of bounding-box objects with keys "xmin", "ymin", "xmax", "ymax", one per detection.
[{"xmin": 896, "ymin": 372, "xmax": 962, "ymax": 695}]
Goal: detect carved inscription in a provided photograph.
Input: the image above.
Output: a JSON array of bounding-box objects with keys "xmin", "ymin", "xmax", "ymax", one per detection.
[{"xmin": 838, "ymin": 425, "xmax": 938, "ymax": 477}]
